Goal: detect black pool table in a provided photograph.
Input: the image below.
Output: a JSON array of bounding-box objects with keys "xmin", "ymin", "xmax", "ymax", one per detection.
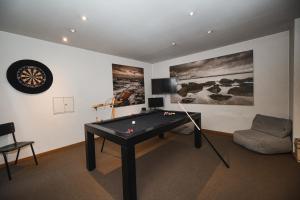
[{"xmin": 84, "ymin": 110, "xmax": 201, "ymax": 200}]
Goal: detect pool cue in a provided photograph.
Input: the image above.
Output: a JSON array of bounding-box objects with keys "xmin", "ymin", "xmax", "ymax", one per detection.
[
  {"xmin": 177, "ymin": 101, "xmax": 230, "ymax": 168},
  {"xmin": 101, "ymin": 97, "xmax": 117, "ymax": 152},
  {"xmin": 177, "ymin": 102, "xmax": 201, "ymax": 131}
]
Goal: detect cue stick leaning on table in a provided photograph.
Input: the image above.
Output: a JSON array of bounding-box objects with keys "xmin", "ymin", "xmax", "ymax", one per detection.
[
  {"xmin": 92, "ymin": 97, "xmax": 118, "ymax": 152},
  {"xmin": 177, "ymin": 101, "xmax": 230, "ymax": 168}
]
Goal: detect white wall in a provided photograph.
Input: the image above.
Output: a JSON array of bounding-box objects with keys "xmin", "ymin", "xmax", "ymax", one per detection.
[
  {"xmin": 289, "ymin": 22, "xmax": 294, "ymax": 120},
  {"xmin": 292, "ymin": 18, "xmax": 300, "ymax": 140},
  {"xmin": 152, "ymin": 31, "xmax": 290, "ymax": 133},
  {"xmin": 0, "ymin": 30, "xmax": 292, "ymax": 165},
  {"xmin": 0, "ymin": 31, "xmax": 151, "ymax": 164}
]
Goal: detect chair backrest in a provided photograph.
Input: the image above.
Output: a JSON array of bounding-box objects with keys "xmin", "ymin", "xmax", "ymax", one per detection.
[
  {"xmin": 0, "ymin": 122, "xmax": 17, "ymax": 143},
  {"xmin": 251, "ymin": 114, "xmax": 292, "ymax": 138}
]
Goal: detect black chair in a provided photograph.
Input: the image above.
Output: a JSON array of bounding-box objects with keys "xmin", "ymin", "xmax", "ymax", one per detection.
[{"xmin": 0, "ymin": 122, "xmax": 38, "ymax": 180}]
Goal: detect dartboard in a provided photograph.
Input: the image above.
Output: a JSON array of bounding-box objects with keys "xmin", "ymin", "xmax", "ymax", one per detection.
[
  {"xmin": 17, "ymin": 66, "xmax": 47, "ymax": 88},
  {"xmin": 7, "ymin": 60, "xmax": 53, "ymax": 94}
]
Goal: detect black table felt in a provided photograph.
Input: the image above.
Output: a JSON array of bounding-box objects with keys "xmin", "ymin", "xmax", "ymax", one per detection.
[{"xmin": 99, "ymin": 111, "xmax": 187, "ymax": 133}]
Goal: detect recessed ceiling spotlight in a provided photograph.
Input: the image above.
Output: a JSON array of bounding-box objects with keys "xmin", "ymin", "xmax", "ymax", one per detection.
[
  {"xmin": 69, "ymin": 28, "xmax": 76, "ymax": 33},
  {"xmin": 189, "ymin": 11, "xmax": 194, "ymax": 16},
  {"xmin": 81, "ymin": 15, "xmax": 87, "ymax": 21},
  {"xmin": 171, "ymin": 42, "xmax": 176, "ymax": 46},
  {"xmin": 207, "ymin": 30, "xmax": 214, "ymax": 34},
  {"xmin": 62, "ymin": 37, "xmax": 68, "ymax": 43}
]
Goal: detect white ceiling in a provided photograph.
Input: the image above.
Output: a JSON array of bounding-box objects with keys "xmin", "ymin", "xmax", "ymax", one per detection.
[{"xmin": 0, "ymin": 0, "xmax": 299, "ymax": 63}]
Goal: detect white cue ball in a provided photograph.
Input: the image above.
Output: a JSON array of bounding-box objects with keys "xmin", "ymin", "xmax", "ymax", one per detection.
[{"xmin": 132, "ymin": 120, "xmax": 136, "ymax": 125}]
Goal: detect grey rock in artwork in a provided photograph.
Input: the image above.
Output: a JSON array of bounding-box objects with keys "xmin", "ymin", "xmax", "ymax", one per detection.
[
  {"xmin": 187, "ymin": 82, "xmax": 203, "ymax": 93},
  {"xmin": 181, "ymin": 98, "xmax": 195, "ymax": 103},
  {"xmin": 201, "ymin": 81, "xmax": 216, "ymax": 87},
  {"xmin": 209, "ymin": 94, "xmax": 232, "ymax": 101},
  {"xmin": 228, "ymin": 83, "xmax": 253, "ymax": 96},
  {"xmin": 207, "ymin": 84, "xmax": 221, "ymax": 94},
  {"xmin": 219, "ymin": 78, "xmax": 234, "ymax": 86},
  {"xmin": 178, "ymin": 82, "xmax": 203, "ymax": 97},
  {"xmin": 178, "ymin": 86, "xmax": 189, "ymax": 97},
  {"xmin": 233, "ymin": 77, "xmax": 253, "ymax": 84}
]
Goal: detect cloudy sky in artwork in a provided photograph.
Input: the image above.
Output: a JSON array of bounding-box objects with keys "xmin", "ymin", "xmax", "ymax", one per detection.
[
  {"xmin": 112, "ymin": 64, "xmax": 144, "ymax": 79},
  {"xmin": 170, "ymin": 50, "xmax": 253, "ymax": 80}
]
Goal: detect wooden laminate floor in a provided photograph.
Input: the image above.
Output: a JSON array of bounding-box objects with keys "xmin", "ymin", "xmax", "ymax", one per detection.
[{"xmin": 1, "ymin": 131, "xmax": 300, "ymax": 200}]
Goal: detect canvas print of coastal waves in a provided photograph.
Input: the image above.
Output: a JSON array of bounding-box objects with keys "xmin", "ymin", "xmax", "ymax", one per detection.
[
  {"xmin": 112, "ymin": 64, "xmax": 145, "ymax": 107},
  {"xmin": 170, "ymin": 50, "xmax": 254, "ymax": 105}
]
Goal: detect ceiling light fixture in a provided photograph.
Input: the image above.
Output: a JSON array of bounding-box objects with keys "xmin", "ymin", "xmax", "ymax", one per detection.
[
  {"xmin": 81, "ymin": 15, "xmax": 87, "ymax": 21},
  {"xmin": 62, "ymin": 37, "xmax": 68, "ymax": 43},
  {"xmin": 69, "ymin": 28, "xmax": 76, "ymax": 33},
  {"xmin": 171, "ymin": 42, "xmax": 176, "ymax": 46},
  {"xmin": 207, "ymin": 30, "xmax": 214, "ymax": 34},
  {"xmin": 189, "ymin": 11, "xmax": 194, "ymax": 16}
]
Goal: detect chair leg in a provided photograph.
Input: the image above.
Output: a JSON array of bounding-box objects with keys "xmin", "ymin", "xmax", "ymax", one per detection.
[
  {"xmin": 15, "ymin": 148, "xmax": 20, "ymax": 165},
  {"xmin": 30, "ymin": 144, "xmax": 38, "ymax": 165},
  {"xmin": 101, "ymin": 137, "xmax": 106, "ymax": 152},
  {"xmin": 2, "ymin": 152, "xmax": 12, "ymax": 181}
]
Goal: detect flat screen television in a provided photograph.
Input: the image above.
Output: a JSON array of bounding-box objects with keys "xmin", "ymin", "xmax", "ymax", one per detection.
[
  {"xmin": 148, "ymin": 97, "xmax": 164, "ymax": 108},
  {"xmin": 151, "ymin": 78, "xmax": 177, "ymax": 94}
]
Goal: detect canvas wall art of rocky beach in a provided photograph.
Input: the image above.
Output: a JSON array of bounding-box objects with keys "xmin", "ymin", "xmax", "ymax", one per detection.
[
  {"xmin": 170, "ymin": 50, "xmax": 254, "ymax": 105},
  {"xmin": 112, "ymin": 64, "xmax": 145, "ymax": 107}
]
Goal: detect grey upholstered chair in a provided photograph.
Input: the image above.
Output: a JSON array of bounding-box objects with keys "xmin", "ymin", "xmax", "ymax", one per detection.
[{"xmin": 233, "ymin": 114, "xmax": 292, "ymax": 154}]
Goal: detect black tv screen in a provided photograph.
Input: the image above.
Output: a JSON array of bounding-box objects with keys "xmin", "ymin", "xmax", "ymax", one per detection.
[
  {"xmin": 151, "ymin": 78, "xmax": 177, "ymax": 94},
  {"xmin": 148, "ymin": 97, "xmax": 164, "ymax": 108}
]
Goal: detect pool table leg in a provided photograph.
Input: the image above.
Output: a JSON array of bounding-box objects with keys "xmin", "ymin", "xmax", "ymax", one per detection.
[
  {"xmin": 159, "ymin": 133, "xmax": 165, "ymax": 139},
  {"xmin": 194, "ymin": 118, "xmax": 202, "ymax": 148},
  {"xmin": 121, "ymin": 144, "xmax": 137, "ymax": 200},
  {"xmin": 85, "ymin": 131, "xmax": 96, "ymax": 171}
]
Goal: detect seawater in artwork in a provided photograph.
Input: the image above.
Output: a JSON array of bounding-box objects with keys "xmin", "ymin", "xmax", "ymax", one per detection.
[
  {"xmin": 170, "ymin": 50, "xmax": 254, "ymax": 105},
  {"xmin": 112, "ymin": 64, "xmax": 145, "ymax": 107}
]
